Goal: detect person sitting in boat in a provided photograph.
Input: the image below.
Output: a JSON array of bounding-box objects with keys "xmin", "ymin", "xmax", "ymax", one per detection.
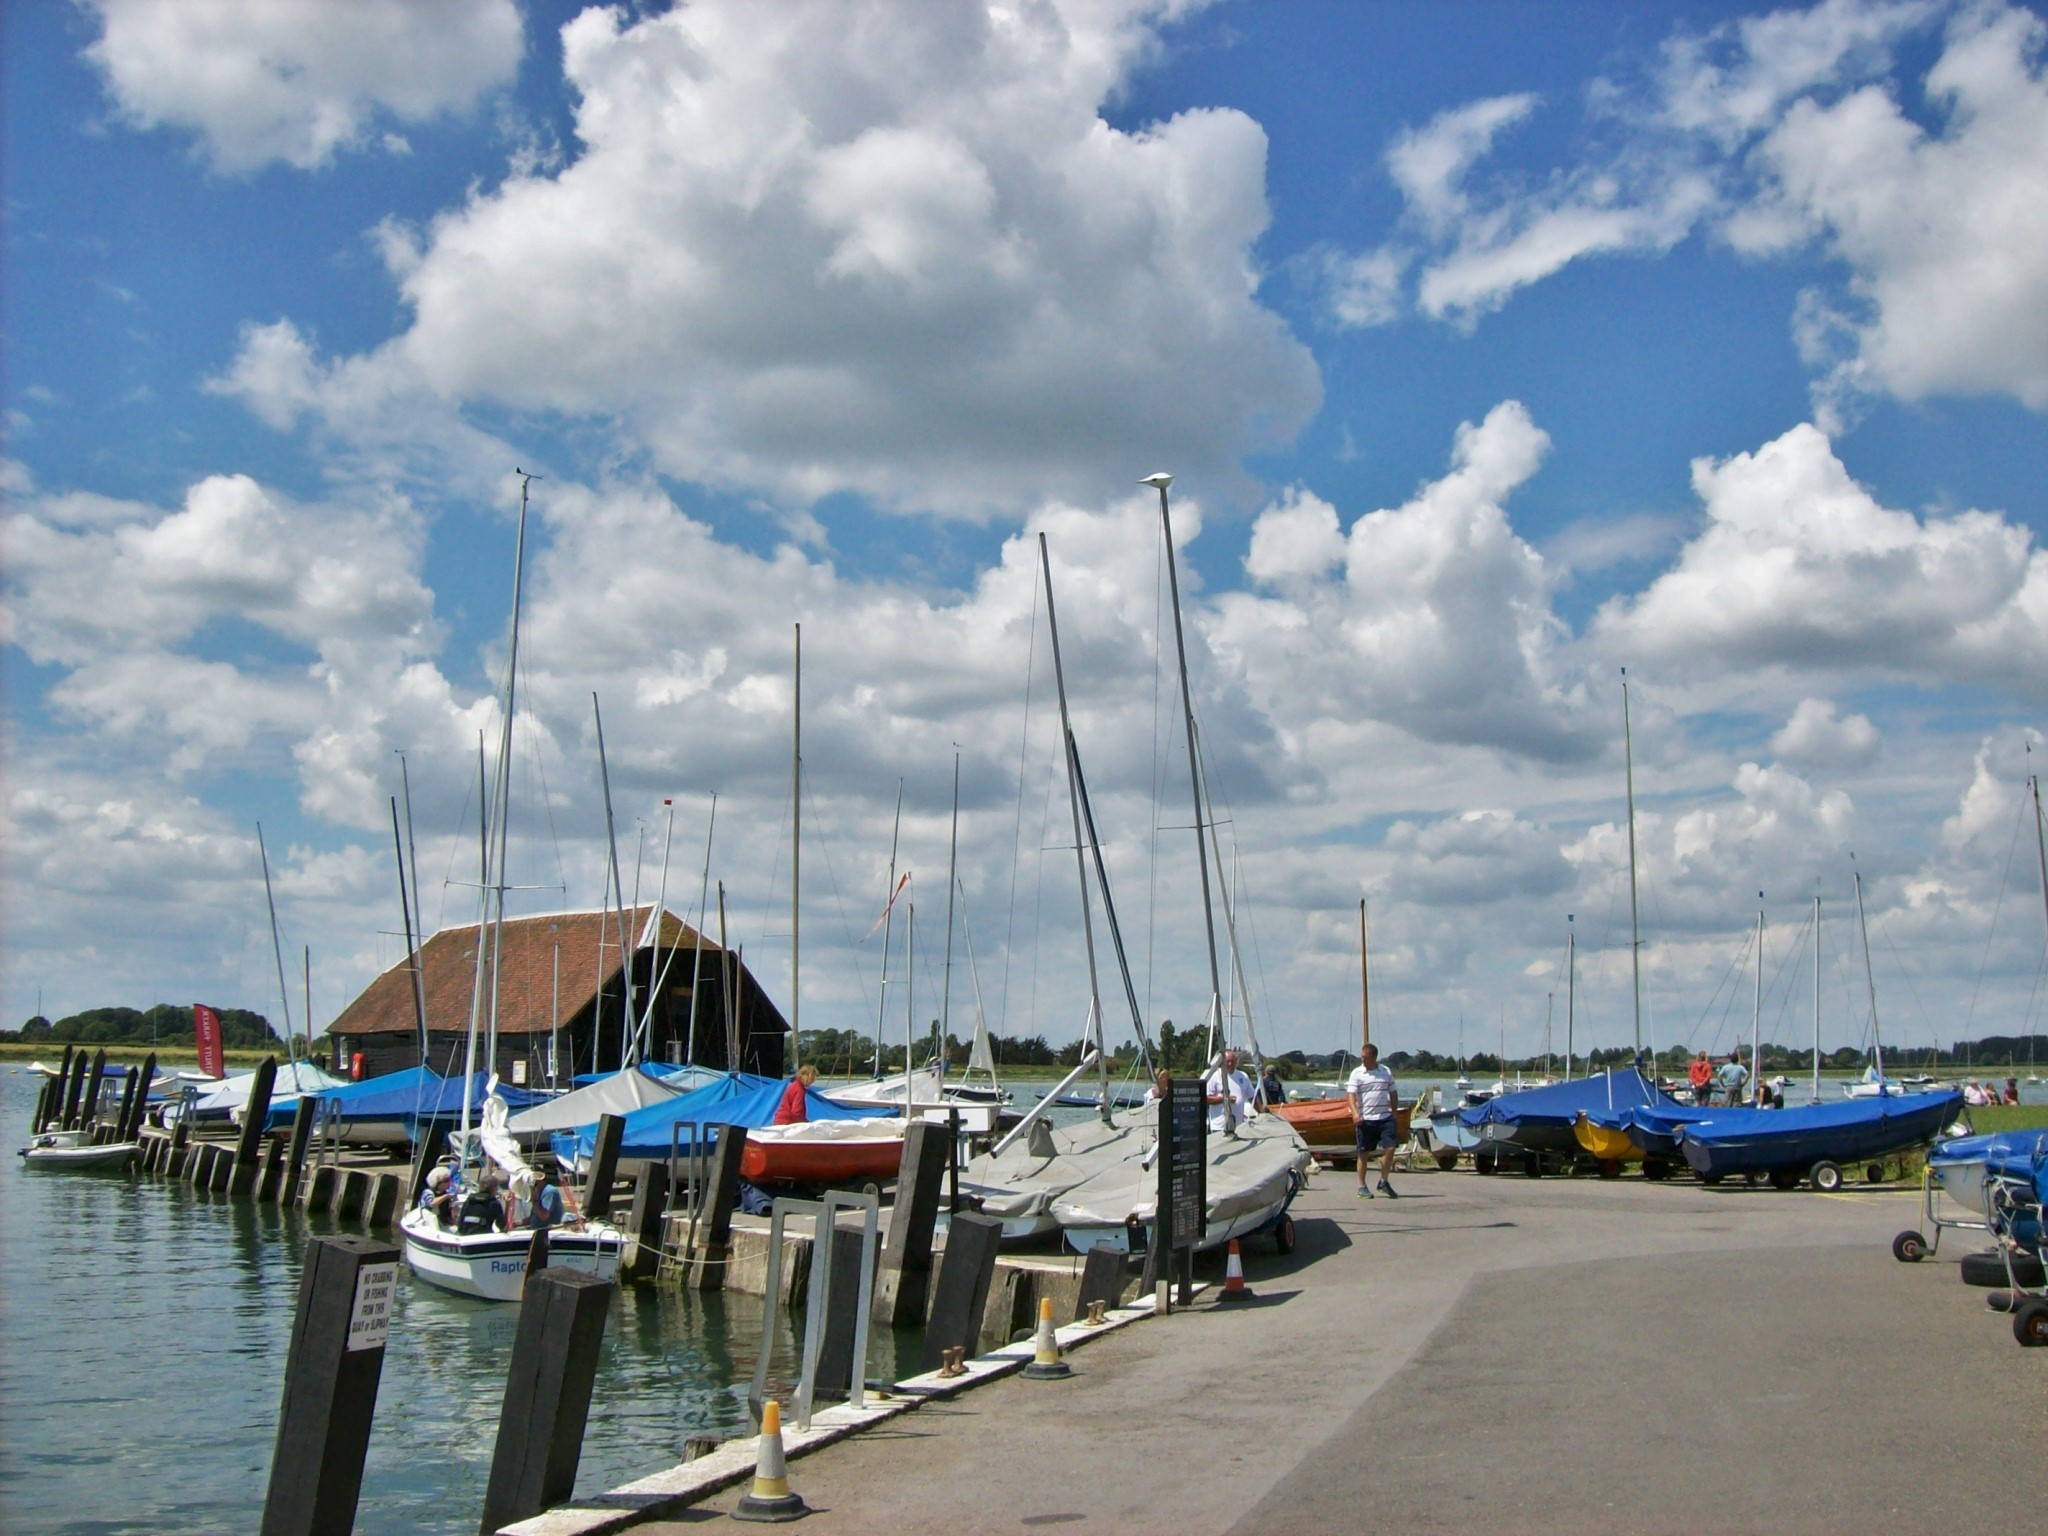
[
  {"xmin": 1259, "ymin": 1063, "xmax": 1287, "ymax": 1106},
  {"xmin": 417, "ymin": 1164, "xmax": 457, "ymax": 1229},
  {"xmin": 1203, "ymin": 1048, "xmax": 1257, "ymax": 1134},
  {"xmin": 773, "ymin": 1064, "xmax": 820, "ymax": 1125},
  {"xmin": 457, "ymin": 1170, "xmax": 510, "ymax": 1235},
  {"xmin": 529, "ymin": 1162, "xmax": 571, "ymax": 1231}
]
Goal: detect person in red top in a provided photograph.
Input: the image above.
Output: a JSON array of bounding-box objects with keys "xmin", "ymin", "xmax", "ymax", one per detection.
[
  {"xmin": 773, "ymin": 1064, "xmax": 819, "ymax": 1124},
  {"xmin": 1687, "ymin": 1051, "xmax": 1713, "ymax": 1105}
]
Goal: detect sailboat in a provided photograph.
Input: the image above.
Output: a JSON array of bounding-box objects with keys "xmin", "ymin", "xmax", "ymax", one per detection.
[
  {"xmin": 1274, "ymin": 900, "xmax": 1378, "ymax": 1150},
  {"xmin": 1840, "ymin": 862, "xmax": 1904, "ymax": 1098},
  {"xmin": 960, "ymin": 483, "xmax": 1306, "ymax": 1252},
  {"xmin": 400, "ymin": 474, "xmax": 624, "ymax": 1301}
]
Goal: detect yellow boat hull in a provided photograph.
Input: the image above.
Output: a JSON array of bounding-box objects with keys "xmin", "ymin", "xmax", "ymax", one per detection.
[{"xmin": 1572, "ymin": 1113, "xmax": 1638, "ymax": 1162}]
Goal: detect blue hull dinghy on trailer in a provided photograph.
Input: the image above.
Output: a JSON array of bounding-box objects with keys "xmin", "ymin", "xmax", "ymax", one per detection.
[
  {"xmin": 1679, "ymin": 1088, "xmax": 1963, "ymax": 1191},
  {"xmin": 1456, "ymin": 1068, "xmax": 1667, "ymax": 1177}
]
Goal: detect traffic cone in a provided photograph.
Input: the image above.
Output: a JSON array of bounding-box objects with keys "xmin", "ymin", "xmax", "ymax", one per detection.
[
  {"xmin": 1021, "ymin": 1295, "xmax": 1072, "ymax": 1380},
  {"xmin": 732, "ymin": 1398, "xmax": 808, "ymax": 1522},
  {"xmin": 1219, "ymin": 1238, "xmax": 1250, "ymax": 1300}
]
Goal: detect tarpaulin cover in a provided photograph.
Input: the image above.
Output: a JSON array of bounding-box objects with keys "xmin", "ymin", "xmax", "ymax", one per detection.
[
  {"xmin": 1456, "ymin": 1068, "xmax": 1663, "ymax": 1131},
  {"xmin": 504, "ymin": 1064, "xmax": 687, "ymax": 1137},
  {"xmin": 267, "ymin": 1067, "xmax": 546, "ymax": 1131},
  {"xmin": 554, "ymin": 1074, "xmax": 869, "ymax": 1163},
  {"xmin": 192, "ymin": 1061, "xmax": 346, "ymax": 1121},
  {"xmin": 1678, "ymin": 1089, "xmax": 1963, "ymax": 1175},
  {"xmin": 1929, "ymin": 1127, "xmax": 2048, "ymax": 1182}
]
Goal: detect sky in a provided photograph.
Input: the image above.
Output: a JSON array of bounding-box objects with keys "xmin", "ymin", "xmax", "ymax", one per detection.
[{"xmin": 7, "ymin": 0, "xmax": 2048, "ymax": 1070}]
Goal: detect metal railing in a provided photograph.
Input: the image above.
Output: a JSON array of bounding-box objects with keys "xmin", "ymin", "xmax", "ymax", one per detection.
[{"xmin": 747, "ymin": 1190, "xmax": 880, "ymax": 1431}]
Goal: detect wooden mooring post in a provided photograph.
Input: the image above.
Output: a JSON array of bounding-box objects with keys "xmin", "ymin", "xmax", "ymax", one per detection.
[
  {"xmin": 39, "ymin": 1046, "xmax": 74, "ymax": 1132},
  {"xmin": 165, "ymin": 1117, "xmax": 191, "ymax": 1178},
  {"xmin": 688, "ymin": 1128, "xmax": 748, "ymax": 1291},
  {"xmin": 582, "ymin": 1113, "xmax": 625, "ymax": 1220},
  {"xmin": 873, "ymin": 1118, "xmax": 948, "ymax": 1325},
  {"xmin": 476, "ymin": 1267, "xmax": 615, "ymax": 1535},
  {"xmin": 231, "ymin": 1056, "xmax": 279, "ymax": 1198},
  {"xmin": 123, "ymin": 1053, "xmax": 158, "ymax": 1141},
  {"xmin": 619, "ymin": 1163, "xmax": 669, "ymax": 1283},
  {"xmin": 261, "ymin": 1235, "xmax": 398, "ymax": 1536},
  {"xmin": 112, "ymin": 1068, "xmax": 139, "ymax": 1144},
  {"xmin": 281, "ymin": 1096, "xmax": 318, "ymax": 1208},
  {"xmin": 80, "ymin": 1049, "xmax": 108, "ymax": 1129},
  {"xmin": 920, "ymin": 1211, "xmax": 1003, "ymax": 1372}
]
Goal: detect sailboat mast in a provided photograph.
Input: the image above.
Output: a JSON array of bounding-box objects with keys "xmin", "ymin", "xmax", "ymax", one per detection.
[
  {"xmin": 1812, "ymin": 890, "xmax": 1822, "ymax": 1104},
  {"xmin": 941, "ymin": 752, "xmax": 960, "ymax": 1078},
  {"xmin": 256, "ymin": 823, "xmax": 296, "ymax": 1056},
  {"xmin": 1038, "ymin": 533, "xmax": 1109, "ymax": 1122},
  {"xmin": 791, "ymin": 623, "xmax": 801, "ymax": 1073},
  {"xmin": 683, "ymin": 793, "xmax": 716, "ymax": 1072},
  {"xmin": 644, "ymin": 799, "xmax": 676, "ymax": 1063},
  {"xmin": 1751, "ymin": 894, "xmax": 1764, "ymax": 1104},
  {"xmin": 1852, "ymin": 861, "xmax": 1885, "ymax": 1090},
  {"xmin": 483, "ymin": 472, "xmax": 533, "ymax": 1093},
  {"xmin": 593, "ymin": 692, "xmax": 630, "ymax": 1068},
  {"xmin": 876, "ymin": 782, "xmax": 902, "ymax": 1078},
  {"xmin": 391, "ymin": 797, "xmax": 429, "ymax": 1064},
  {"xmin": 1359, "ymin": 899, "xmax": 1371, "ymax": 1055},
  {"xmin": 905, "ymin": 900, "xmax": 915, "ymax": 1117},
  {"xmin": 1622, "ymin": 670, "xmax": 1643, "ymax": 1064},
  {"xmin": 1565, "ymin": 916, "xmax": 1576, "ymax": 1082},
  {"xmin": 1148, "ymin": 475, "xmax": 1225, "ymax": 1059}
]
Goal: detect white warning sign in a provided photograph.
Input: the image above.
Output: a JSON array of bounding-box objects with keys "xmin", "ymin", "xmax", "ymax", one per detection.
[{"xmin": 347, "ymin": 1261, "xmax": 397, "ymax": 1352}]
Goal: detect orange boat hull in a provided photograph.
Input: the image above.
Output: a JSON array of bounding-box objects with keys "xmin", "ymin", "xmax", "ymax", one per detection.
[
  {"xmin": 1272, "ymin": 1098, "xmax": 1412, "ymax": 1148},
  {"xmin": 739, "ymin": 1136, "xmax": 905, "ymax": 1185}
]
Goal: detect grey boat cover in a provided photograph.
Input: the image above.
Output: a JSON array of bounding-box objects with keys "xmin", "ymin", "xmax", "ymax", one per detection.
[{"xmin": 504, "ymin": 1065, "xmax": 686, "ymax": 1138}]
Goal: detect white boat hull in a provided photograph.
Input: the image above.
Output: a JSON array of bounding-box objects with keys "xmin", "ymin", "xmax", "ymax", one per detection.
[
  {"xmin": 19, "ymin": 1130, "xmax": 138, "ymax": 1170},
  {"xmin": 400, "ymin": 1207, "xmax": 623, "ymax": 1302}
]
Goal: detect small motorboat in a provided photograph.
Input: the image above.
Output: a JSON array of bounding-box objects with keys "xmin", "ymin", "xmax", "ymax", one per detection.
[
  {"xmin": 19, "ymin": 1129, "xmax": 139, "ymax": 1170},
  {"xmin": 738, "ymin": 1117, "xmax": 905, "ymax": 1184},
  {"xmin": 399, "ymin": 1206, "xmax": 623, "ymax": 1302}
]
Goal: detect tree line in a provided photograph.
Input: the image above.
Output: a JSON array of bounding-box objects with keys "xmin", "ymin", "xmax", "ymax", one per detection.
[{"xmin": 6, "ymin": 1005, "xmax": 283, "ymax": 1049}]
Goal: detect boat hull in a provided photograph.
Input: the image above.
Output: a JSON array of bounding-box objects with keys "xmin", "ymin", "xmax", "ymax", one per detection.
[
  {"xmin": 19, "ymin": 1133, "xmax": 138, "ymax": 1170},
  {"xmin": 400, "ymin": 1208, "xmax": 621, "ymax": 1302},
  {"xmin": 1679, "ymin": 1091, "xmax": 1963, "ymax": 1180},
  {"xmin": 738, "ymin": 1134, "xmax": 905, "ymax": 1185},
  {"xmin": 1571, "ymin": 1115, "xmax": 1638, "ymax": 1162}
]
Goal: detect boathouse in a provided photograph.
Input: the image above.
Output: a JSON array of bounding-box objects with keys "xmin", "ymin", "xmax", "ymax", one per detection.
[{"xmin": 324, "ymin": 906, "xmax": 788, "ymax": 1086}]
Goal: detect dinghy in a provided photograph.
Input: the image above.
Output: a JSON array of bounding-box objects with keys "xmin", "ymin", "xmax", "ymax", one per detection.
[
  {"xmin": 1679, "ymin": 1089, "xmax": 1964, "ymax": 1189},
  {"xmin": 739, "ymin": 1117, "xmax": 905, "ymax": 1184},
  {"xmin": 19, "ymin": 1129, "xmax": 139, "ymax": 1170}
]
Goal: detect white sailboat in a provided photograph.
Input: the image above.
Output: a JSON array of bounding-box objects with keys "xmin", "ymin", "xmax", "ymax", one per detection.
[{"xmin": 400, "ymin": 474, "xmax": 623, "ymax": 1301}]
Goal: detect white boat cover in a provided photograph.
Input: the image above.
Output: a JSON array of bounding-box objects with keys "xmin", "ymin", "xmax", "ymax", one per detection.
[
  {"xmin": 196, "ymin": 1062, "xmax": 345, "ymax": 1117},
  {"xmin": 956, "ymin": 1110, "xmax": 1152, "ymax": 1225},
  {"xmin": 504, "ymin": 1067, "xmax": 686, "ymax": 1138},
  {"xmin": 746, "ymin": 1117, "xmax": 904, "ymax": 1148},
  {"xmin": 1051, "ymin": 1114, "xmax": 1309, "ymax": 1238}
]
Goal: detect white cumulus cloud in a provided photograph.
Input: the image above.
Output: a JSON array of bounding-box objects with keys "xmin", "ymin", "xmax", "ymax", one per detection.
[
  {"xmin": 1771, "ymin": 697, "xmax": 1881, "ymax": 767},
  {"xmin": 83, "ymin": 0, "xmax": 524, "ymax": 173}
]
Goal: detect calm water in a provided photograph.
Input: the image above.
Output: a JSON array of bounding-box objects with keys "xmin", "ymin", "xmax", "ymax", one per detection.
[{"xmin": 0, "ymin": 1069, "xmax": 908, "ymax": 1536}]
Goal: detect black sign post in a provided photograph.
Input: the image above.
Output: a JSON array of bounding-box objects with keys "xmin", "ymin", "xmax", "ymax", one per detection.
[{"xmin": 1156, "ymin": 1078, "xmax": 1206, "ymax": 1311}]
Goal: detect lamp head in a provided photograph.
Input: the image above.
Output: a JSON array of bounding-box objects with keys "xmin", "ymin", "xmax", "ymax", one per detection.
[{"xmin": 1140, "ymin": 472, "xmax": 1173, "ymax": 490}]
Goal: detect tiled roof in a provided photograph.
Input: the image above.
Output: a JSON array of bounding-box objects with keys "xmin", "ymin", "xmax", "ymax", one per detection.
[{"xmin": 329, "ymin": 906, "xmax": 728, "ymax": 1037}]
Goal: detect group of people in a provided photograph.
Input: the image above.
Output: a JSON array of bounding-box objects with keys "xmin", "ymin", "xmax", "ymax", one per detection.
[
  {"xmin": 1964, "ymin": 1077, "xmax": 2021, "ymax": 1106},
  {"xmin": 1686, "ymin": 1052, "xmax": 1790, "ymax": 1107},
  {"xmin": 416, "ymin": 1157, "xmax": 575, "ymax": 1234}
]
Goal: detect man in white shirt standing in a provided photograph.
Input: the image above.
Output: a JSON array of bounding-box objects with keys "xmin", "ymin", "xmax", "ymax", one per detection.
[
  {"xmin": 1347, "ymin": 1044, "xmax": 1399, "ymax": 1198},
  {"xmin": 1204, "ymin": 1048, "xmax": 1257, "ymax": 1136}
]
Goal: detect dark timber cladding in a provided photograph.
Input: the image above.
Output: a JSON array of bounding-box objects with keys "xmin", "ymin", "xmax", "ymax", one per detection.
[{"xmin": 325, "ymin": 905, "xmax": 788, "ymax": 1084}]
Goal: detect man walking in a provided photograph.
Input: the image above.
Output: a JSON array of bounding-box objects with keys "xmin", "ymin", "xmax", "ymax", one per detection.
[{"xmin": 1347, "ymin": 1044, "xmax": 1399, "ymax": 1198}]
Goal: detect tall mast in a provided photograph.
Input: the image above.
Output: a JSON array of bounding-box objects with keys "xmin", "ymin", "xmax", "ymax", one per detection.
[
  {"xmin": 1359, "ymin": 898, "xmax": 1371, "ymax": 1056},
  {"xmin": 389, "ymin": 797, "xmax": 428, "ymax": 1064},
  {"xmin": 1750, "ymin": 893, "xmax": 1764, "ymax": 1103},
  {"xmin": 875, "ymin": 781, "xmax": 903, "ymax": 1078},
  {"xmin": 1812, "ymin": 889, "xmax": 1822, "ymax": 1104},
  {"xmin": 256, "ymin": 824, "xmax": 295, "ymax": 1056},
  {"xmin": 1622, "ymin": 669, "xmax": 1643, "ymax": 1064},
  {"xmin": 791, "ymin": 622, "xmax": 802, "ymax": 1072},
  {"xmin": 482, "ymin": 475, "xmax": 533, "ymax": 1087},
  {"xmin": 1852, "ymin": 858, "xmax": 1885, "ymax": 1090},
  {"xmin": 2031, "ymin": 769, "xmax": 2048, "ymax": 1004},
  {"xmin": 643, "ymin": 799, "xmax": 676, "ymax": 1062},
  {"xmin": 1564, "ymin": 915, "xmax": 1576, "ymax": 1082},
  {"xmin": 905, "ymin": 900, "xmax": 915, "ymax": 1116},
  {"xmin": 1038, "ymin": 533, "xmax": 1109, "ymax": 1122},
  {"xmin": 684, "ymin": 794, "xmax": 716, "ymax": 1072},
  {"xmin": 1146, "ymin": 473, "xmax": 1225, "ymax": 1062},
  {"xmin": 941, "ymin": 751, "xmax": 960, "ymax": 1082},
  {"xmin": 593, "ymin": 692, "xmax": 630, "ymax": 1068}
]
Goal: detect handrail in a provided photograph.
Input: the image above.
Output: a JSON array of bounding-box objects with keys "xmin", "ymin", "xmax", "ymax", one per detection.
[{"xmin": 990, "ymin": 1049, "xmax": 1100, "ymax": 1158}]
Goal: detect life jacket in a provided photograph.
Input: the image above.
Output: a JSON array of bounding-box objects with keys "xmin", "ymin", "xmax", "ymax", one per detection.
[{"xmin": 457, "ymin": 1191, "xmax": 501, "ymax": 1235}]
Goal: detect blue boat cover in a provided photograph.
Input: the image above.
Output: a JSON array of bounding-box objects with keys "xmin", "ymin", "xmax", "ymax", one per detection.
[
  {"xmin": 553, "ymin": 1074, "xmax": 871, "ymax": 1163},
  {"xmin": 1678, "ymin": 1089, "xmax": 1963, "ymax": 1175},
  {"xmin": 1930, "ymin": 1127, "xmax": 2048, "ymax": 1181},
  {"xmin": 1456, "ymin": 1068, "xmax": 1662, "ymax": 1131},
  {"xmin": 266, "ymin": 1067, "xmax": 547, "ymax": 1131}
]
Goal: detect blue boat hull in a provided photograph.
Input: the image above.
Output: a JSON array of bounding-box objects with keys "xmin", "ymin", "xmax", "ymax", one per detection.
[{"xmin": 1679, "ymin": 1091, "xmax": 1962, "ymax": 1179}]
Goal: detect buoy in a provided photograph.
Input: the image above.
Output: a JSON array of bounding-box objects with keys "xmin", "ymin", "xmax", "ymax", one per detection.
[
  {"xmin": 1021, "ymin": 1295, "xmax": 1072, "ymax": 1380},
  {"xmin": 731, "ymin": 1398, "xmax": 809, "ymax": 1523},
  {"xmin": 1219, "ymin": 1238, "xmax": 1249, "ymax": 1299}
]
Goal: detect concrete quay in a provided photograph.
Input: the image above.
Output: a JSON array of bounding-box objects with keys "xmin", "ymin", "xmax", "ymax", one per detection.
[{"xmin": 641, "ymin": 1163, "xmax": 2048, "ymax": 1534}]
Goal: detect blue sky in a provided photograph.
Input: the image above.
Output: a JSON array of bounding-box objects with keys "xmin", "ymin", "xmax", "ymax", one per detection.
[{"xmin": 7, "ymin": 0, "xmax": 2048, "ymax": 1068}]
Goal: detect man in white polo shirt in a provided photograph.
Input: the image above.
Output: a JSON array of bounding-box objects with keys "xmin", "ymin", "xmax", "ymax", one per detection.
[{"xmin": 1346, "ymin": 1044, "xmax": 1399, "ymax": 1198}]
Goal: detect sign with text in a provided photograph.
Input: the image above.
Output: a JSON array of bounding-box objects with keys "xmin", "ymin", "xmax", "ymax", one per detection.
[
  {"xmin": 1156, "ymin": 1078, "xmax": 1207, "ymax": 1256},
  {"xmin": 191, "ymin": 1003, "xmax": 224, "ymax": 1079},
  {"xmin": 346, "ymin": 1261, "xmax": 397, "ymax": 1353}
]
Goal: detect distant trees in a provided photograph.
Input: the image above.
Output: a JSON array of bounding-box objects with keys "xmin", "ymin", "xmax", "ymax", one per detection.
[{"xmin": 9, "ymin": 1004, "xmax": 280, "ymax": 1049}]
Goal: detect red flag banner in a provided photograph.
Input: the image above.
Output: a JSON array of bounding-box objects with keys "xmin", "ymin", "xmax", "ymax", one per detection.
[
  {"xmin": 193, "ymin": 1004, "xmax": 225, "ymax": 1079},
  {"xmin": 861, "ymin": 872, "xmax": 912, "ymax": 942}
]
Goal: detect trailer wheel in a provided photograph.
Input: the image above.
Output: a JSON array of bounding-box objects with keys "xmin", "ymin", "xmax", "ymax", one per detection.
[
  {"xmin": 1864, "ymin": 1163, "xmax": 1886, "ymax": 1186},
  {"xmin": 1700, "ymin": 1172, "xmax": 1725, "ymax": 1187},
  {"xmin": 1809, "ymin": 1160, "xmax": 1844, "ymax": 1193},
  {"xmin": 1475, "ymin": 1150, "xmax": 1497, "ymax": 1176},
  {"xmin": 1597, "ymin": 1159, "xmax": 1622, "ymax": 1179},
  {"xmin": 1273, "ymin": 1215, "xmax": 1296, "ymax": 1255},
  {"xmin": 1642, "ymin": 1159, "xmax": 1670, "ymax": 1182},
  {"xmin": 1768, "ymin": 1168, "xmax": 1802, "ymax": 1191},
  {"xmin": 1522, "ymin": 1153, "xmax": 1543, "ymax": 1179},
  {"xmin": 1891, "ymin": 1230, "xmax": 1927, "ymax": 1263},
  {"xmin": 1962, "ymin": 1250, "xmax": 2046, "ymax": 1288},
  {"xmin": 1434, "ymin": 1149, "xmax": 1459, "ymax": 1172},
  {"xmin": 2014, "ymin": 1300, "xmax": 2048, "ymax": 1348}
]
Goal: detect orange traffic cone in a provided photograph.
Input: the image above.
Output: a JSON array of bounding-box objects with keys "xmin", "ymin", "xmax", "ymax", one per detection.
[
  {"xmin": 732, "ymin": 1398, "xmax": 808, "ymax": 1522},
  {"xmin": 1220, "ymin": 1238, "xmax": 1250, "ymax": 1299}
]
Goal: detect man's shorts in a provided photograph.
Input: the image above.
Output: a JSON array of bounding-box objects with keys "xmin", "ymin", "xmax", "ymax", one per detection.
[{"xmin": 1355, "ymin": 1117, "xmax": 1396, "ymax": 1153}]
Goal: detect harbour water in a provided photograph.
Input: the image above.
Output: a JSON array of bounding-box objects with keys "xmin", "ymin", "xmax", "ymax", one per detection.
[{"xmin": 0, "ymin": 1068, "xmax": 905, "ymax": 1536}]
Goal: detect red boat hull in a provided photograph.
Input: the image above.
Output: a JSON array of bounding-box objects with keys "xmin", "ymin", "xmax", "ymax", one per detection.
[{"xmin": 739, "ymin": 1135, "xmax": 905, "ymax": 1185}]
